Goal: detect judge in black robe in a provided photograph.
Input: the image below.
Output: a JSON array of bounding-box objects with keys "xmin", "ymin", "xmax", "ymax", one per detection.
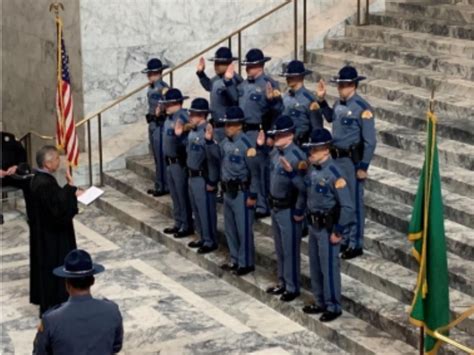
[{"xmin": 29, "ymin": 145, "xmax": 80, "ymax": 315}]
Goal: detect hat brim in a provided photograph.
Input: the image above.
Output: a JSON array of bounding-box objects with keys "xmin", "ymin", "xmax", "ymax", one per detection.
[
  {"xmin": 53, "ymin": 263, "xmax": 105, "ymax": 278},
  {"xmin": 241, "ymin": 57, "xmax": 272, "ymax": 65},
  {"xmin": 208, "ymin": 57, "xmax": 239, "ymax": 62},
  {"xmin": 279, "ymin": 69, "xmax": 313, "ymax": 77},
  {"xmin": 218, "ymin": 117, "xmax": 246, "ymax": 123},
  {"xmin": 188, "ymin": 108, "xmax": 211, "ymax": 114},
  {"xmin": 302, "ymin": 140, "xmax": 332, "ymax": 149},
  {"xmin": 267, "ymin": 126, "xmax": 295, "ymax": 135},
  {"xmin": 159, "ymin": 96, "xmax": 190, "ymax": 104},
  {"xmin": 329, "ymin": 75, "xmax": 366, "ymax": 83},
  {"xmin": 141, "ymin": 65, "xmax": 170, "ymax": 74}
]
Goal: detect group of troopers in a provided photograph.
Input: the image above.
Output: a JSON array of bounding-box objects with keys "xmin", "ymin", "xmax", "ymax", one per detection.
[{"xmin": 143, "ymin": 46, "xmax": 376, "ymax": 322}]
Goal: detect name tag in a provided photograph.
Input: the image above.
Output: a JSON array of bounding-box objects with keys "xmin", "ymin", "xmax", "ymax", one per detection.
[{"xmin": 229, "ymin": 155, "xmax": 242, "ymax": 164}]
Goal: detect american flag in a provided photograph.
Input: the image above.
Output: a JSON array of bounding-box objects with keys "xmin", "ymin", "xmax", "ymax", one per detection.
[{"xmin": 56, "ymin": 19, "xmax": 79, "ymax": 167}]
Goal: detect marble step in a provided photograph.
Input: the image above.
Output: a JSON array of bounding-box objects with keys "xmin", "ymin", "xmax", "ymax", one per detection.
[
  {"xmin": 369, "ymin": 11, "xmax": 474, "ymax": 40},
  {"xmin": 364, "ymin": 189, "xmax": 474, "ymax": 261},
  {"xmin": 307, "ymin": 49, "xmax": 474, "ymax": 104},
  {"xmin": 106, "ymin": 165, "xmax": 474, "ymax": 328},
  {"xmin": 366, "ymin": 165, "xmax": 474, "ymax": 229},
  {"xmin": 124, "ymin": 155, "xmax": 474, "ymax": 283},
  {"xmin": 97, "ymin": 179, "xmax": 473, "ymax": 354},
  {"xmin": 438, "ymin": 0, "xmax": 474, "ymax": 5},
  {"xmin": 95, "ymin": 184, "xmax": 419, "ymax": 355},
  {"xmin": 302, "ymin": 63, "xmax": 474, "ymax": 145},
  {"xmin": 324, "ymin": 37, "xmax": 474, "ymax": 81},
  {"xmin": 345, "ymin": 24, "xmax": 474, "ymax": 60},
  {"xmin": 385, "ymin": 2, "xmax": 474, "ymax": 24}
]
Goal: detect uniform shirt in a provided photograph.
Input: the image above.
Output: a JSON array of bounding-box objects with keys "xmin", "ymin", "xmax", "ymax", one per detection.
[
  {"xmin": 33, "ymin": 294, "xmax": 123, "ymax": 355},
  {"xmin": 269, "ymin": 142, "xmax": 307, "ymax": 214},
  {"xmin": 304, "ymin": 157, "xmax": 355, "ymax": 234},
  {"xmin": 186, "ymin": 122, "xmax": 208, "ymax": 172},
  {"xmin": 196, "ymin": 72, "xmax": 242, "ymax": 122},
  {"xmin": 282, "ymin": 86, "xmax": 322, "ymax": 140},
  {"xmin": 163, "ymin": 108, "xmax": 189, "ymax": 158},
  {"xmin": 319, "ymin": 93, "xmax": 376, "ymax": 171},
  {"xmin": 226, "ymin": 73, "xmax": 282, "ymax": 126},
  {"xmin": 205, "ymin": 131, "xmax": 259, "ymax": 198},
  {"xmin": 147, "ymin": 80, "xmax": 169, "ymax": 115}
]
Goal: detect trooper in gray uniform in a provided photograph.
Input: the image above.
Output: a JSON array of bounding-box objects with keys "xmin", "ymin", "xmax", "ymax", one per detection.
[
  {"xmin": 175, "ymin": 98, "xmax": 218, "ymax": 254},
  {"xmin": 279, "ymin": 60, "xmax": 323, "ymax": 145},
  {"xmin": 262, "ymin": 115, "xmax": 307, "ymax": 302},
  {"xmin": 302, "ymin": 129, "xmax": 354, "ymax": 322},
  {"xmin": 142, "ymin": 58, "xmax": 170, "ymax": 197},
  {"xmin": 316, "ymin": 66, "xmax": 376, "ymax": 260},
  {"xmin": 205, "ymin": 106, "xmax": 259, "ymax": 276},
  {"xmin": 196, "ymin": 47, "xmax": 242, "ymax": 143},
  {"xmin": 225, "ymin": 48, "xmax": 282, "ymax": 219},
  {"xmin": 160, "ymin": 88, "xmax": 194, "ymax": 238},
  {"xmin": 33, "ymin": 249, "xmax": 123, "ymax": 355}
]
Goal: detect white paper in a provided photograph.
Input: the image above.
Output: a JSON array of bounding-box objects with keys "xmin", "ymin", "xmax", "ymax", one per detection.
[{"xmin": 77, "ymin": 186, "xmax": 104, "ymax": 206}]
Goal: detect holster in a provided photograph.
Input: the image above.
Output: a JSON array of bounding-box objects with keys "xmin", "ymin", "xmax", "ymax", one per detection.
[
  {"xmin": 222, "ymin": 180, "xmax": 249, "ymax": 199},
  {"xmin": 307, "ymin": 205, "xmax": 340, "ymax": 233},
  {"xmin": 330, "ymin": 142, "xmax": 364, "ymax": 165}
]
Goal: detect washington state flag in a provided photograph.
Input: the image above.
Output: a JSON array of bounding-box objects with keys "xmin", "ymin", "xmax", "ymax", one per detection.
[{"xmin": 408, "ymin": 110, "xmax": 450, "ymax": 354}]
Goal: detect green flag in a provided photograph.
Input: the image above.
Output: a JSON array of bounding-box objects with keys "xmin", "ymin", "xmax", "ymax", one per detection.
[{"xmin": 408, "ymin": 111, "xmax": 450, "ymax": 354}]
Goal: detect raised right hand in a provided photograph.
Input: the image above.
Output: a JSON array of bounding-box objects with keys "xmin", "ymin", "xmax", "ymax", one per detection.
[
  {"xmin": 197, "ymin": 57, "xmax": 205, "ymax": 72},
  {"xmin": 256, "ymin": 130, "xmax": 265, "ymax": 146},
  {"xmin": 316, "ymin": 79, "xmax": 326, "ymax": 101},
  {"xmin": 66, "ymin": 168, "xmax": 74, "ymax": 186},
  {"xmin": 205, "ymin": 123, "xmax": 214, "ymax": 141},
  {"xmin": 224, "ymin": 63, "xmax": 234, "ymax": 80}
]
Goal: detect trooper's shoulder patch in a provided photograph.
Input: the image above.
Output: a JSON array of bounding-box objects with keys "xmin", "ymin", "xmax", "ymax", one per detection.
[
  {"xmin": 272, "ymin": 89, "xmax": 281, "ymax": 97},
  {"xmin": 246, "ymin": 147, "xmax": 257, "ymax": 157},
  {"xmin": 162, "ymin": 87, "xmax": 169, "ymax": 95},
  {"xmin": 361, "ymin": 110, "xmax": 374, "ymax": 120},
  {"xmin": 297, "ymin": 160, "xmax": 308, "ymax": 171},
  {"xmin": 309, "ymin": 101, "xmax": 320, "ymax": 111},
  {"xmin": 335, "ymin": 178, "xmax": 347, "ymax": 189},
  {"xmin": 37, "ymin": 320, "xmax": 44, "ymax": 333}
]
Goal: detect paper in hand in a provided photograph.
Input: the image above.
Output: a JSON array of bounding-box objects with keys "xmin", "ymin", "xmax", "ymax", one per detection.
[{"xmin": 77, "ymin": 186, "xmax": 104, "ymax": 206}]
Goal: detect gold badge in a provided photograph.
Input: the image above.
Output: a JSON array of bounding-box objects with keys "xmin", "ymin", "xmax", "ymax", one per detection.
[
  {"xmin": 246, "ymin": 148, "xmax": 257, "ymax": 157},
  {"xmin": 361, "ymin": 110, "xmax": 374, "ymax": 120},
  {"xmin": 297, "ymin": 160, "xmax": 308, "ymax": 171},
  {"xmin": 335, "ymin": 178, "xmax": 347, "ymax": 189},
  {"xmin": 309, "ymin": 102, "xmax": 320, "ymax": 111}
]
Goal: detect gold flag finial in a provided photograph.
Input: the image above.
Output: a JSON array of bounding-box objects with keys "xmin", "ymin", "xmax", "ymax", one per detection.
[{"xmin": 49, "ymin": 2, "xmax": 64, "ymax": 17}]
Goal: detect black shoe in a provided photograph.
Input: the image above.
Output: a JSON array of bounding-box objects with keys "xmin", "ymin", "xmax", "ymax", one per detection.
[
  {"xmin": 174, "ymin": 229, "xmax": 194, "ymax": 238},
  {"xmin": 197, "ymin": 245, "xmax": 218, "ymax": 254},
  {"xmin": 340, "ymin": 244, "xmax": 349, "ymax": 254},
  {"xmin": 188, "ymin": 240, "xmax": 204, "ymax": 248},
  {"xmin": 302, "ymin": 226, "xmax": 309, "ymax": 237},
  {"xmin": 255, "ymin": 211, "xmax": 271, "ymax": 220},
  {"xmin": 220, "ymin": 263, "xmax": 238, "ymax": 271},
  {"xmin": 266, "ymin": 285, "xmax": 286, "ymax": 295},
  {"xmin": 147, "ymin": 189, "xmax": 155, "ymax": 195},
  {"xmin": 302, "ymin": 304, "xmax": 325, "ymax": 314},
  {"xmin": 164, "ymin": 226, "xmax": 179, "ymax": 234},
  {"xmin": 152, "ymin": 190, "xmax": 167, "ymax": 197},
  {"xmin": 341, "ymin": 247, "xmax": 363, "ymax": 260},
  {"xmin": 320, "ymin": 310, "xmax": 342, "ymax": 322},
  {"xmin": 280, "ymin": 291, "xmax": 300, "ymax": 302},
  {"xmin": 232, "ymin": 266, "xmax": 255, "ymax": 276}
]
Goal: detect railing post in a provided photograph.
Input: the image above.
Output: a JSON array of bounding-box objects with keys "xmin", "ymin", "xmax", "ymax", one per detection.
[
  {"xmin": 169, "ymin": 71, "xmax": 174, "ymax": 88},
  {"xmin": 98, "ymin": 113, "xmax": 104, "ymax": 186},
  {"xmin": 365, "ymin": 0, "xmax": 370, "ymax": 25},
  {"xmin": 237, "ymin": 31, "xmax": 242, "ymax": 75},
  {"xmin": 228, "ymin": 36, "xmax": 232, "ymax": 52},
  {"xmin": 303, "ymin": 0, "xmax": 307, "ymax": 62},
  {"xmin": 87, "ymin": 120, "xmax": 93, "ymax": 187},
  {"xmin": 357, "ymin": 0, "xmax": 361, "ymax": 26},
  {"xmin": 294, "ymin": 0, "xmax": 298, "ymax": 60}
]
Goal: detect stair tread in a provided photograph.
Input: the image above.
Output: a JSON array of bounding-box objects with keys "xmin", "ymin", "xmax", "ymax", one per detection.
[
  {"xmin": 106, "ymin": 166, "xmax": 474, "ymax": 323},
  {"xmin": 372, "ymin": 9, "xmax": 474, "ymax": 27},
  {"xmin": 346, "ymin": 24, "xmax": 474, "ymax": 48},
  {"xmin": 98, "ymin": 183, "xmax": 419, "ymax": 355},
  {"xmin": 328, "ymin": 36, "xmax": 474, "ymax": 68}
]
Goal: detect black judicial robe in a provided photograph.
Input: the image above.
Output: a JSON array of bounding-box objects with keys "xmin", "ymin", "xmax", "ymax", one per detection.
[{"xmin": 30, "ymin": 171, "xmax": 78, "ymax": 315}]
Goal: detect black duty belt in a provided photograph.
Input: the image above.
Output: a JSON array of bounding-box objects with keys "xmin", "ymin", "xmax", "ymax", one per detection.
[
  {"xmin": 307, "ymin": 206, "xmax": 340, "ymax": 231},
  {"xmin": 268, "ymin": 195, "xmax": 293, "ymax": 210},
  {"xmin": 188, "ymin": 169, "xmax": 206, "ymax": 178},
  {"xmin": 221, "ymin": 180, "xmax": 249, "ymax": 193},
  {"xmin": 165, "ymin": 156, "xmax": 185, "ymax": 166},
  {"xmin": 330, "ymin": 146, "xmax": 352, "ymax": 159}
]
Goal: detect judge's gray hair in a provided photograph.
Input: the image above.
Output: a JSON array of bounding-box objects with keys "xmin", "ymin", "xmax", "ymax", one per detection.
[{"xmin": 36, "ymin": 145, "xmax": 59, "ymax": 168}]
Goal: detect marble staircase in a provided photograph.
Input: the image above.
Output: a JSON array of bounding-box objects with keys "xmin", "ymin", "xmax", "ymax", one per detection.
[{"xmin": 94, "ymin": 1, "xmax": 473, "ymax": 354}]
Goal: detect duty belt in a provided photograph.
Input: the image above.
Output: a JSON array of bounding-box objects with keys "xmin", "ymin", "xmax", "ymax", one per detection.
[
  {"xmin": 268, "ymin": 195, "xmax": 293, "ymax": 210},
  {"xmin": 221, "ymin": 180, "xmax": 249, "ymax": 193},
  {"xmin": 165, "ymin": 156, "xmax": 185, "ymax": 166},
  {"xmin": 307, "ymin": 206, "xmax": 340, "ymax": 231},
  {"xmin": 188, "ymin": 169, "xmax": 206, "ymax": 178}
]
